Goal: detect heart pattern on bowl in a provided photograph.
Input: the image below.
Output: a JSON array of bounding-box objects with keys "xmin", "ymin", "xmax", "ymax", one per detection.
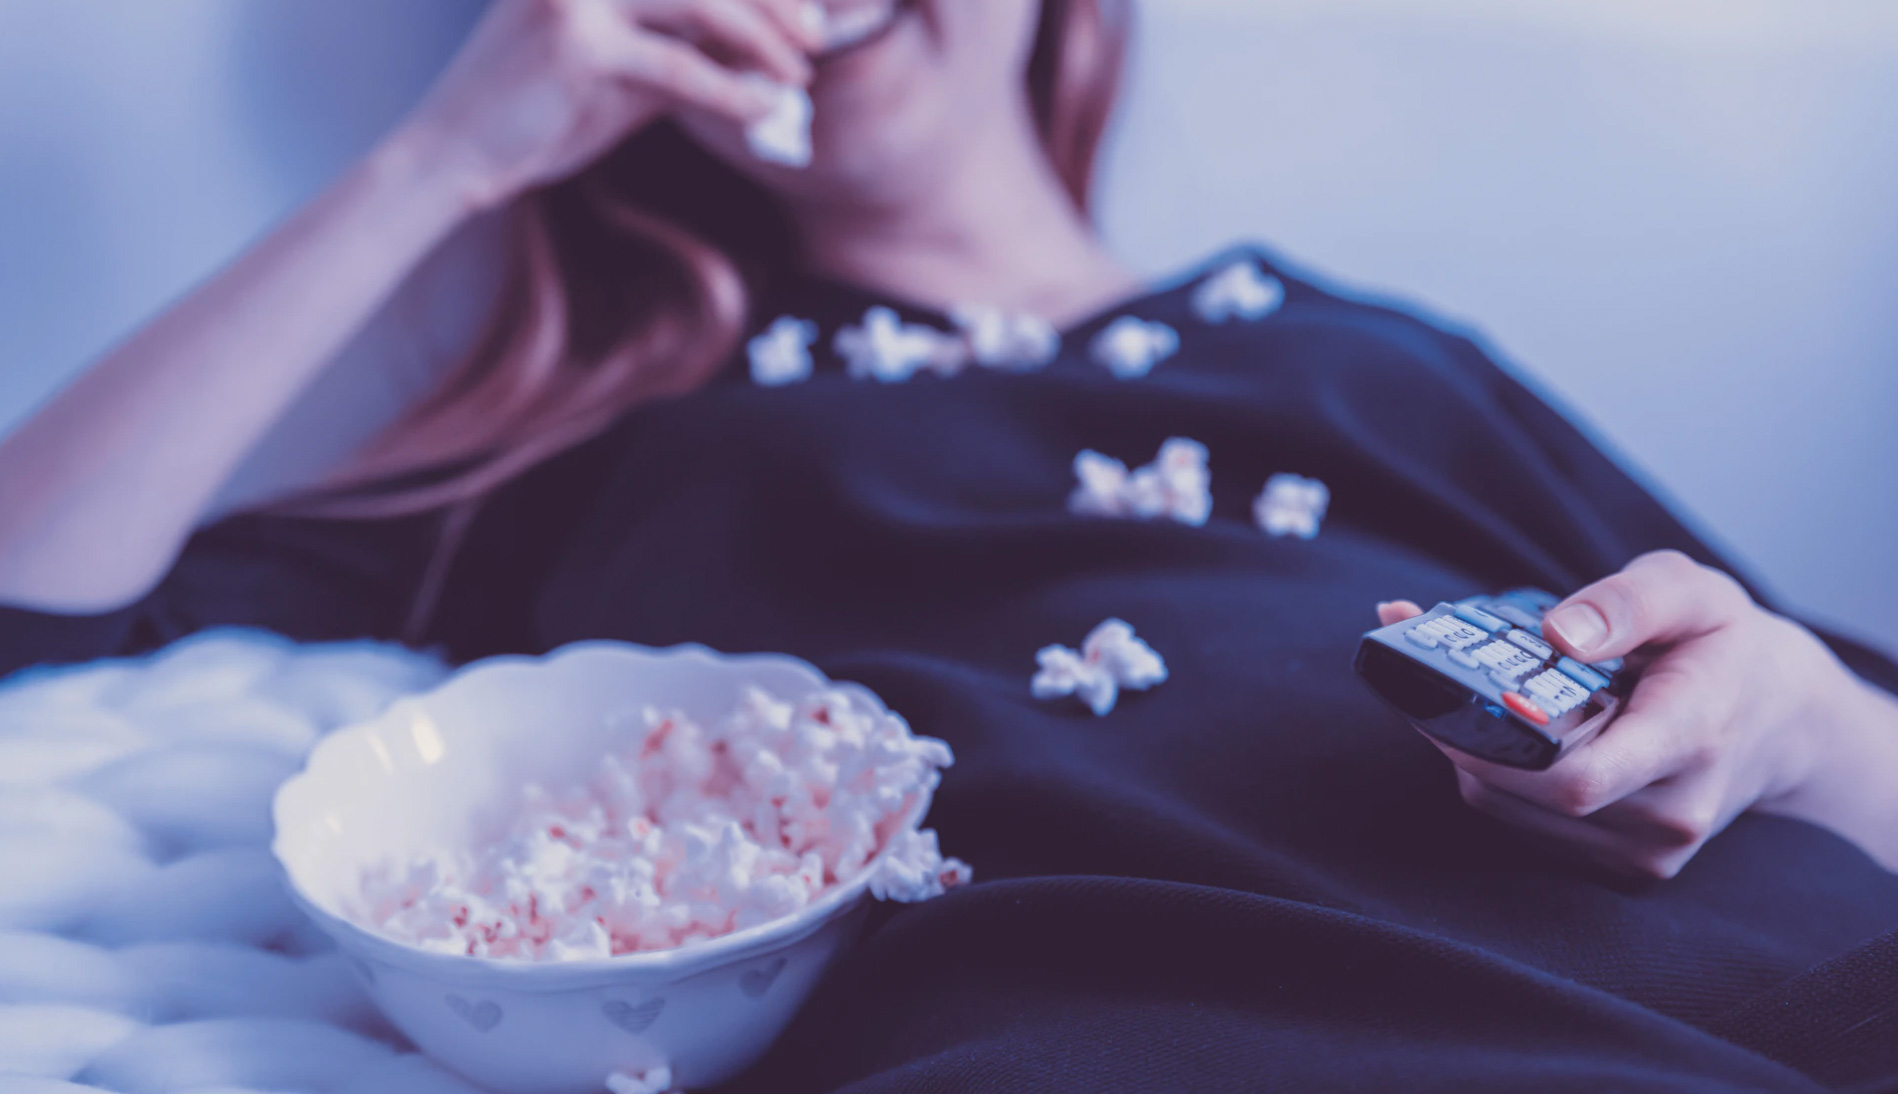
[
  {"xmin": 602, "ymin": 996, "xmax": 666, "ymax": 1034},
  {"xmin": 446, "ymin": 994, "xmax": 503, "ymax": 1032},
  {"xmin": 740, "ymin": 957, "xmax": 789, "ymax": 999}
]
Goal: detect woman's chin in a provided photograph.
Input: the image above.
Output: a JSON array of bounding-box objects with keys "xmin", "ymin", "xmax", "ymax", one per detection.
[{"xmin": 668, "ymin": 106, "xmax": 929, "ymax": 212}]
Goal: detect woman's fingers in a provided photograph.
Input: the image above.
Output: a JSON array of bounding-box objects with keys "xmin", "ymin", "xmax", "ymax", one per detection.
[
  {"xmin": 577, "ymin": 3, "xmax": 784, "ymax": 122},
  {"xmin": 641, "ymin": 0, "xmax": 816, "ymax": 85},
  {"xmin": 1432, "ymin": 664, "xmax": 1717, "ymax": 817},
  {"xmin": 743, "ymin": 0, "xmax": 830, "ymax": 53},
  {"xmin": 765, "ymin": 0, "xmax": 830, "ymax": 46},
  {"xmin": 1375, "ymin": 600, "xmax": 1424, "ymax": 626},
  {"xmin": 1451, "ymin": 768, "xmax": 1647, "ymax": 875},
  {"xmin": 1542, "ymin": 549, "xmax": 1752, "ymax": 662},
  {"xmin": 1423, "ymin": 556, "xmax": 1896, "ymax": 878},
  {"xmin": 1453, "ymin": 765, "xmax": 1728, "ymax": 879}
]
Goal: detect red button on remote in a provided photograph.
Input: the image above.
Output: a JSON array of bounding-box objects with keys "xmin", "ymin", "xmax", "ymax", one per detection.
[{"xmin": 1501, "ymin": 691, "xmax": 1550, "ymax": 726}]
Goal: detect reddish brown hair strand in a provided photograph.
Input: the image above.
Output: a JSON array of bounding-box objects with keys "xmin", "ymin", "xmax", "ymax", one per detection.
[{"xmin": 285, "ymin": 0, "xmax": 1132, "ymax": 521}]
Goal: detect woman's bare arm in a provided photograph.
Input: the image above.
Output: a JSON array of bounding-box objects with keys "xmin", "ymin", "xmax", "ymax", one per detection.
[
  {"xmin": 0, "ymin": 135, "xmax": 477, "ymax": 612},
  {"xmin": 0, "ymin": 0, "xmax": 814, "ymax": 614}
]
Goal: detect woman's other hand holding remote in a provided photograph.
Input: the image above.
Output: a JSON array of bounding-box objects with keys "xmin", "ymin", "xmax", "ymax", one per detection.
[{"xmin": 1380, "ymin": 550, "xmax": 1898, "ymax": 879}]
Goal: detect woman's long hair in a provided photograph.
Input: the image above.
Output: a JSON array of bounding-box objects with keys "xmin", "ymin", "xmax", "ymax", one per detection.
[{"xmin": 290, "ymin": 0, "xmax": 1131, "ymax": 521}]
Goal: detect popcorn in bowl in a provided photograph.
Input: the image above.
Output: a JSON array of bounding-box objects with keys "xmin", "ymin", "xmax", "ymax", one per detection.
[
  {"xmin": 271, "ymin": 642, "xmax": 970, "ymax": 1094},
  {"xmin": 356, "ymin": 686, "xmax": 969, "ymax": 962}
]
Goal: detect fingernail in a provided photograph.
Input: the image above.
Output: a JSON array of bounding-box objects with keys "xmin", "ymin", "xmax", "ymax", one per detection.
[
  {"xmin": 800, "ymin": 1, "xmax": 828, "ymax": 38},
  {"xmin": 1546, "ymin": 603, "xmax": 1608, "ymax": 655}
]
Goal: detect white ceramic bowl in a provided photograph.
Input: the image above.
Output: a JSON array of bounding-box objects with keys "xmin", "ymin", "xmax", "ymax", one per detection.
[{"xmin": 272, "ymin": 641, "xmax": 933, "ymax": 1094}]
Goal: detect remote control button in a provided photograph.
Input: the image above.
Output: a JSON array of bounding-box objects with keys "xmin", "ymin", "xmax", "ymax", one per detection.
[
  {"xmin": 1404, "ymin": 627, "xmax": 1440, "ymax": 650},
  {"xmin": 1453, "ymin": 605, "xmax": 1508, "ymax": 633},
  {"xmin": 1447, "ymin": 646, "xmax": 1482, "ymax": 669},
  {"xmin": 1474, "ymin": 642, "xmax": 1539, "ymax": 681},
  {"xmin": 1505, "ymin": 629, "xmax": 1555, "ymax": 661},
  {"xmin": 1501, "ymin": 691, "xmax": 1550, "ymax": 726},
  {"xmin": 1557, "ymin": 657, "xmax": 1610, "ymax": 692},
  {"xmin": 1489, "ymin": 670, "xmax": 1527, "ymax": 692},
  {"xmin": 1522, "ymin": 670, "xmax": 1590, "ymax": 716},
  {"xmin": 1438, "ymin": 622, "xmax": 1487, "ymax": 650},
  {"xmin": 1488, "ymin": 603, "xmax": 1545, "ymax": 633},
  {"xmin": 1593, "ymin": 657, "xmax": 1625, "ymax": 675},
  {"xmin": 1505, "ymin": 588, "xmax": 1561, "ymax": 612},
  {"xmin": 1410, "ymin": 615, "xmax": 1487, "ymax": 650}
]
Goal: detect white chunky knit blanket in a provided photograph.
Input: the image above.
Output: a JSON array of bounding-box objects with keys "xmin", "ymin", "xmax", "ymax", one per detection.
[{"xmin": 0, "ymin": 629, "xmax": 499, "ymax": 1094}]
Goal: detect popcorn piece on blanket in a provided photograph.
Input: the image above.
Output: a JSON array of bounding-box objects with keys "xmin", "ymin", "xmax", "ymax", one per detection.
[
  {"xmin": 1032, "ymin": 618, "xmax": 1168, "ymax": 717},
  {"xmin": 835, "ymin": 306, "xmax": 966, "ymax": 382},
  {"xmin": 748, "ymin": 316, "xmax": 819, "ymax": 387},
  {"xmin": 1090, "ymin": 316, "xmax": 1180, "ymax": 379},
  {"xmin": 741, "ymin": 75, "xmax": 814, "ymax": 168},
  {"xmin": 1192, "ymin": 260, "xmax": 1285, "ymax": 324},
  {"xmin": 357, "ymin": 687, "xmax": 966, "ymax": 961},
  {"xmin": 608, "ymin": 1064, "xmax": 675, "ymax": 1094},
  {"xmin": 950, "ymin": 304, "xmax": 1060, "ymax": 371},
  {"xmin": 1067, "ymin": 438, "xmax": 1211, "ymax": 527},
  {"xmin": 1254, "ymin": 473, "xmax": 1331, "ymax": 540}
]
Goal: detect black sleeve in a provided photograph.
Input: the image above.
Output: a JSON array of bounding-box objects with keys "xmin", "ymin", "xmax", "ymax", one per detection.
[
  {"xmin": 0, "ymin": 431, "xmax": 620, "ymax": 681},
  {"xmin": 0, "ymin": 508, "xmax": 445, "ymax": 681}
]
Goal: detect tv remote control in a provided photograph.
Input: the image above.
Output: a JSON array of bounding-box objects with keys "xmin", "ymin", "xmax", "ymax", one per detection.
[{"xmin": 1354, "ymin": 589, "xmax": 1631, "ymax": 770}]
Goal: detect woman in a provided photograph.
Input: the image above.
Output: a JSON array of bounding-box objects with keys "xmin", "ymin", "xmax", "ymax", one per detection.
[{"xmin": 2, "ymin": 1, "xmax": 1896, "ymax": 1089}]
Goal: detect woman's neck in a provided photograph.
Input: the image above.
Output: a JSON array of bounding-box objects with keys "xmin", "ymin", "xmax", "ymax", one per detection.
[{"xmin": 786, "ymin": 111, "xmax": 1140, "ymax": 328}]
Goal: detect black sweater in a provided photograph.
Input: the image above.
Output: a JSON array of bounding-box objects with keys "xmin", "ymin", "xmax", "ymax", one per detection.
[{"xmin": 6, "ymin": 248, "xmax": 1896, "ymax": 1092}]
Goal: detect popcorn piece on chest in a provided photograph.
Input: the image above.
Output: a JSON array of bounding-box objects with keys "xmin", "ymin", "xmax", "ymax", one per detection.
[
  {"xmin": 1067, "ymin": 437, "xmax": 1211, "ymax": 527},
  {"xmin": 1193, "ymin": 260, "xmax": 1285, "ymax": 324},
  {"xmin": 355, "ymin": 685, "xmax": 967, "ymax": 961},
  {"xmin": 950, "ymin": 304, "xmax": 1061, "ymax": 372},
  {"xmin": 1254, "ymin": 473, "xmax": 1330, "ymax": 540},
  {"xmin": 748, "ymin": 316, "xmax": 819, "ymax": 387},
  {"xmin": 1032, "ymin": 618, "xmax": 1168, "ymax": 717},
  {"xmin": 1067, "ymin": 450, "xmax": 1130, "ymax": 519},
  {"xmin": 835, "ymin": 306, "xmax": 966, "ymax": 383},
  {"xmin": 1090, "ymin": 316, "xmax": 1180, "ymax": 379},
  {"xmin": 742, "ymin": 76, "xmax": 814, "ymax": 168}
]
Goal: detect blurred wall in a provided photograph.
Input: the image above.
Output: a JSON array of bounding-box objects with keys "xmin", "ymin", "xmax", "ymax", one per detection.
[
  {"xmin": 1097, "ymin": 0, "xmax": 1898, "ymax": 651},
  {"xmin": 1, "ymin": 0, "xmax": 1893, "ymax": 650}
]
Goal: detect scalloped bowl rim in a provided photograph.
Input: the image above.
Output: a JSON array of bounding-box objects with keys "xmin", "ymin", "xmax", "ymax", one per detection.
[{"xmin": 271, "ymin": 640, "xmax": 933, "ymax": 990}]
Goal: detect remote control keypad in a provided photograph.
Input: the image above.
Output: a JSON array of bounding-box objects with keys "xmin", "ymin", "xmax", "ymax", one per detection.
[
  {"xmin": 1557, "ymin": 657, "xmax": 1611, "ymax": 692},
  {"xmin": 1406, "ymin": 605, "xmax": 1621, "ymax": 724},
  {"xmin": 1474, "ymin": 642, "xmax": 1540, "ymax": 683},
  {"xmin": 1522, "ymin": 669, "xmax": 1590, "ymax": 716},
  {"xmin": 1505, "ymin": 630, "xmax": 1555, "ymax": 660},
  {"xmin": 1403, "ymin": 616, "xmax": 1487, "ymax": 651}
]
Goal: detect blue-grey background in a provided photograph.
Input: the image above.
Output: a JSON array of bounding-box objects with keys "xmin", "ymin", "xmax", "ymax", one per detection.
[{"xmin": 2, "ymin": 0, "xmax": 1894, "ymax": 651}]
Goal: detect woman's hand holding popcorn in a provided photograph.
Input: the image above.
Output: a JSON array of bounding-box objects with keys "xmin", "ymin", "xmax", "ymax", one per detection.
[
  {"xmin": 400, "ymin": 0, "xmax": 822, "ymax": 211},
  {"xmin": 1380, "ymin": 550, "xmax": 1898, "ymax": 879}
]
